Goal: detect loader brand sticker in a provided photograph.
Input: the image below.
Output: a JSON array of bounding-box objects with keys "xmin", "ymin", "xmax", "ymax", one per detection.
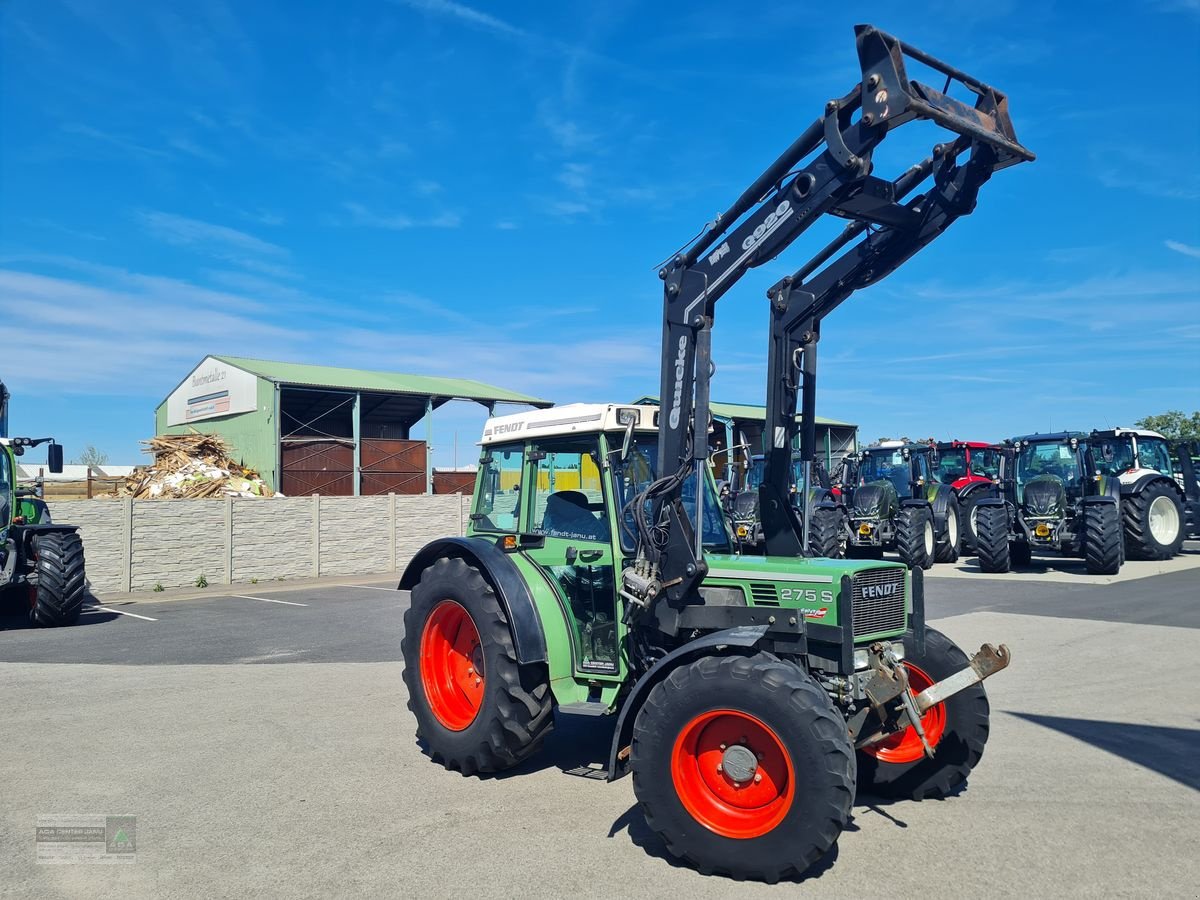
[
  {"xmin": 741, "ymin": 199, "xmax": 792, "ymax": 252},
  {"xmin": 668, "ymin": 336, "xmax": 688, "ymax": 429},
  {"xmin": 37, "ymin": 815, "xmax": 136, "ymax": 864},
  {"xmin": 860, "ymin": 581, "xmax": 900, "ymax": 600},
  {"xmin": 708, "ymin": 242, "xmax": 730, "ymax": 266}
]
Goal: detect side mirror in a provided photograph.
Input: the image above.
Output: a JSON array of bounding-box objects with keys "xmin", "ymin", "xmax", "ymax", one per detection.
[{"xmin": 47, "ymin": 442, "xmax": 64, "ymax": 474}]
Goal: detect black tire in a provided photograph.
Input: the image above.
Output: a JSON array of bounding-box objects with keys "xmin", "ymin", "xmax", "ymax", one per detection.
[
  {"xmin": 857, "ymin": 628, "xmax": 990, "ymax": 800},
  {"xmin": 401, "ymin": 556, "xmax": 553, "ymax": 775},
  {"xmin": 934, "ymin": 495, "xmax": 961, "ymax": 564},
  {"xmin": 1121, "ymin": 480, "xmax": 1185, "ymax": 560},
  {"xmin": 29, "ymin": 531, "xmax": 87, "ymax": 627},
  {"xmin": 895, "ymin": 506, "xmax": 934, "ymax": 570},
  {"xmin": 1083, "ymin": 501, "xmax": 1122, "ymax": 575},
  {"xmin": 807, "ymin": 506, "xmax": 843, "ymax": 558},
  {"xmin": 959, "ymin": 491, "xmax": 982, "ymax": 555},
  {"xmin": 631, "ymin": 653, "xmax": 854, "ymax": 883},
  {"xmin": 975, "ymin": 505, "xmax": 1011, "ymax": 573},
  {"xmin": 1011, "ymin": 540, "xmax": 1032, "ymax": 567}
]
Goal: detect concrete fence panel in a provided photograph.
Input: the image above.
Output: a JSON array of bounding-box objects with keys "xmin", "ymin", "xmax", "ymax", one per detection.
[{"xmin": 47, "ymin": 492, "xmax": 472, "ymax": 595}]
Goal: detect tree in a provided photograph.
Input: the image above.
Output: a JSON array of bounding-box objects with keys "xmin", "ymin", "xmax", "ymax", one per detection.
[
  {"xmin": 1134, "ymin": 411, "xmax": 1200, "ymax": 442},
  {"xmin": 72, "ymin": 444, "xmax": 109, "ymax": 468}
]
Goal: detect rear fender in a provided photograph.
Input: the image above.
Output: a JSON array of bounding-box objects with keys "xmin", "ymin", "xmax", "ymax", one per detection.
[
  {"xmin": 606, "ymin": 626, "xmax": 771, "ymax": 781},
  {"xmin": 399, "ymin": 536, "xmax": 548, "ymax": 664},
  {"xmin": 1122, "ymin": 472, "xmax": 1184, "ymax": 500}
]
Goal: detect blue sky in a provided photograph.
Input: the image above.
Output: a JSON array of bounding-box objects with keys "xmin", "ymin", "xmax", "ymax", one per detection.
[{"xmin": 1, "ymin": 0, "xmax": 1198, "ymax": 467}]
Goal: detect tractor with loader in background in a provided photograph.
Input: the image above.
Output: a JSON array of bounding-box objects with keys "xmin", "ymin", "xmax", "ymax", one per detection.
[
  {"xmin": 727, "ymin": 451, "xmax": 844, "ymax": 558},
  {"xmin": 397, "ymin": 25, "xmax": 1032, "ymax": 881},
  {"xmin": 0, "ymin": 381, "xmax": 89, "ymax": 627}
]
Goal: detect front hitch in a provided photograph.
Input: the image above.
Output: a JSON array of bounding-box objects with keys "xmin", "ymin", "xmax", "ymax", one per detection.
[{"xmin": 856, "ymin": 641, "xmax": 1011, "ymax": 757}]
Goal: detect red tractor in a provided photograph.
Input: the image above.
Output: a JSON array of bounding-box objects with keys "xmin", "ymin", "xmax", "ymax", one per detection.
[{"xmin": 933, "ymin": 441, "xmax": 1002, "ymax": 555}]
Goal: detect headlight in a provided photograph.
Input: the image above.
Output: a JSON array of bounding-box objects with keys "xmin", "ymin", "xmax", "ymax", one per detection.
[
  {"xmin": 736, "ymin": 525, "xmax": 748, "ymax": 537},
  {"xmin": 858, "ymin": 523, "xmax": 872, "ymax": 535},
  {"xmin": 854, "ymin": 642, "xmax": 906, "ymax": 670},
  {"xmin": 616, "ymin": 407, "xmax": 639, "ymax": 425},
  {"xmin": 698, "ymin": 586, "xmax": 747, "ymax": 607},
  {"xmin": 1035, "ymin": 522, "xmax": 1051, "ymax": 537}
]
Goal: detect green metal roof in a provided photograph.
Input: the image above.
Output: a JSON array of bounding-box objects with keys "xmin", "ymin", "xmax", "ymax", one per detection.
[
  {"xmin": 214, "ymin": 356, "xmax": 552, "ymax": 407},
  {"xmin": 633, "ymin": 396, "xmax": 854, "ymax": 428}
]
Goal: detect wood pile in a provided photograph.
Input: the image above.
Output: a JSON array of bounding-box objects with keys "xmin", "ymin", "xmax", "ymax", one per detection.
[{"xmin": 114, "ymin": 434, "xmax": 277, "ymax": 499}]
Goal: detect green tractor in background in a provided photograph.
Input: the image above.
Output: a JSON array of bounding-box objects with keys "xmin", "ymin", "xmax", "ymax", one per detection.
[{"xmin": 0, "ymin": 381, "xmax": 89, "ymax": 627}]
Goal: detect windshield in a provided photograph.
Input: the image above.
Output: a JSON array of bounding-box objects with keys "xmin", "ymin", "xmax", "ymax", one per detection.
[
  {"xmin": 745, "ymin": 457, "xmax": 765, "ymax": 491},
  {"xmin": 1015, "ymin": 441, "xmax": 1081, "ymax": 492},
  {"xmin": 936, "ymin": 447, "xmax": 969, "ymax": 482},
  {"xmin": 612, "ymin": 435, "xmax": 732, "ymax": 554},
  {"xmin": 860, "ymin": 449, "xmax": 910, "ymax": 496},
  {"xmin": 1090, "ymin": 436, "xmax": 1135, "ymax": 478}
]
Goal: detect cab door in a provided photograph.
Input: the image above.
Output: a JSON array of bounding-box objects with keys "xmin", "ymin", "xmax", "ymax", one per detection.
[{"xmin": 520, "ymin": 436, "xmax": 620, "ymax": 678}]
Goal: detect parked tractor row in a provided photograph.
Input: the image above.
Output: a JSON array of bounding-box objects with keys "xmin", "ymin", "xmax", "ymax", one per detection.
[{"xmin": 725, "ymin": 427, "xmax": 1199, "ymax": 576}]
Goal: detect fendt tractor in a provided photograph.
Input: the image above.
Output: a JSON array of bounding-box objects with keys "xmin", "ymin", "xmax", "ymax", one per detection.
[
  {"xmin": 841, "ymin": 442, "xmax": 962, "ymax": 568},
  {"xmin": 0, "ymin": 381, "xmax": 89, "ymax": 626},
  {"xmin": 1088, "ymin": 428, "xmax": 1193, "ymax": 559},
  {"xmin": 974, "ymin": 433, "xmax": 1123, "ymax": 575},
  {"xmin": 934, "ymin": 440, "xmax": 1002, "ymax": 553},
  {"xmin": 398, "ymin": 26, "xmax": 1032, "ymax": 881}
]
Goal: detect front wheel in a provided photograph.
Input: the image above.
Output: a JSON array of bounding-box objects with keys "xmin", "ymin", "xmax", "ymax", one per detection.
[
  {"xmin": 29, "ymin": 532, "xmax": 87, "ymax": 627},
  {"xmin": 895, "ymin": 506, "xmax": 934, "ymax": 570},
  {"xmin": 934, "ymin": 496, "xmax": 961, "ymax": 564},
  {"xmin": 401, "ymin": 556, "xmax": 553, "ymax": 775},
  {"xmin": 631, "ymin": 654, "xmax": 855, "ymax": 883},
  {"xmin": 975, "ymin": 505, "xmax": 1011, "ymax": 573},
  {"xmin": 1083, "ymin": 501, "xmax": 1122, "ymax": 575},
  {"xmin": 1122, "ymin": 481, "xmax": 1185, "ymax": 560},
  {"xmin": 807, "ymin": 505, "xmax": 844, "ymax": 558},
  {"xmin": 858, "ymin": 627, "xmax": 990, "ymax": 800}
]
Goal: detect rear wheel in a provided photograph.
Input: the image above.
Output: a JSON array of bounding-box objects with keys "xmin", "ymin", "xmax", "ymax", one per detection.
[
  {"xmin": 807, "ymin": 505, "xmax": 844, "ymax": 558},
  {"xmin": 1083, "ymin": 501, "xmax": 1122, "ymax": 575},
  {"xmin": 631, "ymin": 654, "xmax": 855, "ymax": 883},
  {"xmin": 934, "ymin": 496, "xmax": 961, "ymax": 564},
  {"xmin": 1122, "ymin": 481, "xmax": 1185, "ymax": 560},
  {"xmin": 29, "ymin": 532, "xmax": 87, "ymax": 627},
  {"xmin": 960, "ymin": 492, "xmax": 982, "ymax": 555},
  {"xmin": 974, "ymin": 505, "xmax": 1010, "ymax": 573},
  {"xmin": 895, "ymin": 506, "xmax": 934, "ymax": 570},
  {"xmin": 858, "ymin": 628, "xmax": 990, "ymax": 800},
  {"xmin": 401, "ymin": 556, "xmax": 553, "ymax": 774}
]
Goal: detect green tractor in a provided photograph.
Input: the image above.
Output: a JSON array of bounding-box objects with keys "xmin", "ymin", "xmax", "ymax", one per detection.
[
  {"xmin": 0, "ymin": 382, "xmax": 89, "ymax": 627},
  {"xmin": 397, "ymin": 24, "xmax": 1031, "ymax": 882}
]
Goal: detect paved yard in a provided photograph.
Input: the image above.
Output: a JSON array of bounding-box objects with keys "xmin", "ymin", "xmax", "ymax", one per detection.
[{"xmin": 1, "ymin": 554, "xmax": 1197, "ymax": 898}]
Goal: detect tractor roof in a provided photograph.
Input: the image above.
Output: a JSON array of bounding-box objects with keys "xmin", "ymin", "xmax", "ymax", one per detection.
[
  {"xmin": 480, "ymin": 403, "xmax": 659, "ymax": 445},
  {"xmin": 1089, "ymin": 427, "xmax": 1166, "ymax": 439},
  {"xmin": 936, "ymin": 440, "xmax": 992, "ymax": 448},
  {"xmin": 1010, "ymin": 431, "xmax": 1087, "ymax": 444}
]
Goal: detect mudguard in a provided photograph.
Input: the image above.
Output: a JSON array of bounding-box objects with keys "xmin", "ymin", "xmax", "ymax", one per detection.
[
  {"xmin": 606, "ymin": 625, "xmax": 772, "ymax": 781},
  {"xmin": 399, "ymin": 536, "xmax": 547, "ymax": 664},
  {"xmin": 1121, "ymin": 472, "xmax": 1184, "ymax": 500}
]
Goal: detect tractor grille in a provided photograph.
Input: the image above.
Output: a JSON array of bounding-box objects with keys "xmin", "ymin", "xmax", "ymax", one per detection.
[
  {"xmin": 748, "ymin": 582, "xmax": 779, "ymax": 606},
  {"xmin": 850, "ymin": 568, "xmax": 907, "ymax": 636}
]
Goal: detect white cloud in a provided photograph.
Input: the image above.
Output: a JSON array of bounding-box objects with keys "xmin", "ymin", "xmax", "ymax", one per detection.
[
  {"xmin": 1165, "ymin": 239, "xmax": 1200, "ymax": 259},
  {"xmin": 139, "ymin": 211, "xmax": 288, "ymax": 257},
  {"xmin": 340, "ymin": 202, "xmax": 461, "ymax": 230}
]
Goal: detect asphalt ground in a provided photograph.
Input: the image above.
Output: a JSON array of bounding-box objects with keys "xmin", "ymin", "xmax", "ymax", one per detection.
[{"xmin": 2, "ymin": 552, "xmax": 1198, "ymax": 898}]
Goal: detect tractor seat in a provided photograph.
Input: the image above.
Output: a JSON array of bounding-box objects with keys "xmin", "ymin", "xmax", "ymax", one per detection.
[{"xmin": 541, "ymin": 490, "xmax": 608, "ymax": 541}]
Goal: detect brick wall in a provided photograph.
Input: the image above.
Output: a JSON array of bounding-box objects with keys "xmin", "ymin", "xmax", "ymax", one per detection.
[{"xmin": 48, "ymin": 493, "xmax": 472, "ymax": 594}]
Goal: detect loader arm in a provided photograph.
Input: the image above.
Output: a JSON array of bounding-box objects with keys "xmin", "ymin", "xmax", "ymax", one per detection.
[{"xmin": 629, "ymin": 24, "xmax": 1033, "ymax": 621}]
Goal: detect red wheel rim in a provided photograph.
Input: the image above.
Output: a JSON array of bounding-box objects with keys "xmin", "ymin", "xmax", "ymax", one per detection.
[
  {"xmin": 419, "ymin": 600, "xmax": 485, "ymax": 731},
  {"xmin": 861, "ymin": 662, "xmax": 946, "ymax": 764},
  {"xmin": 671, "ymin": 709, "xmax": 795, "ymax": 839}
]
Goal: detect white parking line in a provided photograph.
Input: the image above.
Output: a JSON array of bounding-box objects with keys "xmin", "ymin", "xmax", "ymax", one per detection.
[
  {"xmin": 233, "ymin": 595, "xmax": 308, "ymax": 607},
  {"xmin": 335, "ymin": 584, "xmax": 399, "ymax": 592},
  {"xmin": 84, "ymin": 605, "xmax": 159, "ymax": 622}
]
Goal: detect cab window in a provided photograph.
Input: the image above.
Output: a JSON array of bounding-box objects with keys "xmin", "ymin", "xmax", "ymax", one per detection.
[
  {"xmin": 472, "ymin": 444, "xmax": 524, "ymax": 532},
  {"xmin": 0, "ymin": 450, "xmax": 11, "ymax": 530},
  {"xmin": 530, "ymin": 439, "xmax": 609, "ymax": 542},
  {"xmin": 1138, "ymin": 437, "xmax": 1173, "ymax": 476}
]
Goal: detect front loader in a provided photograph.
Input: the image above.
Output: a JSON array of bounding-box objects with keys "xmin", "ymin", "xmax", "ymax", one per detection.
[
  {"xmin": 1, "ymin": 382, "xmax": 88, "ymax": 626},
  {"xmin": 397, "ymin": 25, "xmax": 1032, "ymax": 882}
]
